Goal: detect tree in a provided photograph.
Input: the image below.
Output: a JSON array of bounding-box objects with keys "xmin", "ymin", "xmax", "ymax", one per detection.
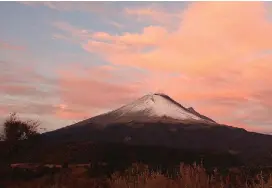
[
  {"xmin": 1, "ymin": 112, "xmax": 40, "ymax": 142},
  {"xmin": 0, "ymin": 113, "xmax": 42, "ymax": 162}
]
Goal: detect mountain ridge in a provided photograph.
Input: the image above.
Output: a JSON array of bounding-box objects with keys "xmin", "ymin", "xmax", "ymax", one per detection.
[
  {"xmin": 33, "ymin": 93, "xmax": 272, "ymax": 166},
  {"xmin": 69, "ymin": 93, "xmax": 216, "ymax": 129}
]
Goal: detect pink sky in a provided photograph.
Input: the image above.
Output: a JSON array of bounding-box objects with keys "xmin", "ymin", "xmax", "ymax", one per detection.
[{"xmin": 1, "ymin": 2, "xmax": 272, "ymax": 133}]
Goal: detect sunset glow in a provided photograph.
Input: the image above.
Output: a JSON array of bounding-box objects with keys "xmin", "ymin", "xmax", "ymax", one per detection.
[{"xmin": 1, "ymin": 2, "xmax": 272, "ymax": 133}]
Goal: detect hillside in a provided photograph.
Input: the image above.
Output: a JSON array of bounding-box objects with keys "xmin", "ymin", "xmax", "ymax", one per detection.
[{"xmin": 7, "ymin": 93, "xmax": 272, "ymax": 167}]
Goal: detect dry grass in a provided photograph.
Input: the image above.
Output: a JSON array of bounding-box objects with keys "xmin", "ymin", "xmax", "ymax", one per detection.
[{"xmin": 2, "ymin": 163, "xmax": 272, "ymax": 188}]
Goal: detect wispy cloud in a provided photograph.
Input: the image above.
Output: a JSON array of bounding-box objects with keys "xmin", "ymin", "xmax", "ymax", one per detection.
[
  {"xmin": 56, "ymin": 64, "xmax": 145, "ymax": 119},
  {"xmin": 0, "ymin": 60, "xmax": 59, "ymax": 118},
  {"xmin": 124, "ymin": 6, "xmax": 183, "ymax": 27},
  {"xmin": 21, "ymin": 2, "xmax": 108, "ymax": 13},
  {"xmin": 0, "ymin": 40, "xmax": 25, "ymax": 51}
]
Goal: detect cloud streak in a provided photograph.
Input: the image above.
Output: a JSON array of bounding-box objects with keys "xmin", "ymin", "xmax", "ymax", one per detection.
[
  {"xmin": 0, "ymin": 40, "xmax": 25, "ymax": 51},
  {"xmin": 55, "ymin": 64, "xmax": 147, "ymax": 120}
]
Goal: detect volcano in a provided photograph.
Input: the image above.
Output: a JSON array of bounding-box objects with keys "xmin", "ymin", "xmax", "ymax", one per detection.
[
  {"xmin": 70, "ymin": 93, "xmax": 216, "ymax": 128},
  {"xmin": 15, "ymin": 93, "xmax": 272, "ymax": 166}
]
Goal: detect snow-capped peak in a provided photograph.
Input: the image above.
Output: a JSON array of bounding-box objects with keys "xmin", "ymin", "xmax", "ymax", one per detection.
[{"xmin": 97, "ymin": 93, "xmax": 215, "ymax": 124}]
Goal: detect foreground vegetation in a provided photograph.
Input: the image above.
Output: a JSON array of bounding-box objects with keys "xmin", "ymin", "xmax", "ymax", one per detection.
[{"xmin": 1, "ymin": 163, "xmax": 272, "ymax": 188}]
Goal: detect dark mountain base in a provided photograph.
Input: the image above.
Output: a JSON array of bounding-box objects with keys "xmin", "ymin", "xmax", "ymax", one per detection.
[
  {"xmin": 12, "ymin": 141, "xmax": 243, "ymax": 165},
  {"xmin": 4, "ymin": 141, "xmax": 244, "ymax": 179},
  {"xmin": 40, "ymin": 121, "xmax": 272, "ymax": 166},
  {"xmin": 4, "ymin": 121, "xmax": 272, "ymax": 172}
]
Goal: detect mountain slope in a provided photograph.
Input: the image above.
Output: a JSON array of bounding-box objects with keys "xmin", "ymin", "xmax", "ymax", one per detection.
[
  {"xmin": 187, "ymin": 107, "xmax": 216, "ymax": 123},
  {"xmin": 35, "ymin": 93, "xmax": 272, "ymax": 166},
  {"xmin": 69, "ymin": 93, "xmax": 216, "ymax": 128}
]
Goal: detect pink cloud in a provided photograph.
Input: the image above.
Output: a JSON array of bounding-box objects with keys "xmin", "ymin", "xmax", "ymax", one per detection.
[
  {"xmin": 109, "ymin": 21, "xmax": 124, "ymax": 29},
  {"xmin": 90, "ymin": 27, "xmax": 167, "ymax": 47},
  {"xmin": 0, "ymin": 108, "xmax": 8, "ymax": 116},
  {"xmin": 0, "ymin": 40, "xmax": 25, "ymax": 51},
  {"xmin": 0, "ymin": 61, "xmax": 56, "ymax": 98},
  {"xmin": 52, "ymin": 22, "xmax": 91, "ymax": 39},
  {"xmin": 56, "ymin": 65, "xmax": 146, "ymax": 120},
  {"xmin": 124, "ymin": 6, "xmax": 183, "ymax": 26},
  {"xmin": 41, "ymin": 2, "xmax": 272, "ymax": 131},
  {"xmin": 0, "ymin": 60, "xmax": 60, "ymax": 125},
  {"xmin": 54, "ymin": 104, "xmax": 91, "ymax": 120},
  {"xmin": 90, "ymin": 3, "xmax": 270, "ymax": 76}
]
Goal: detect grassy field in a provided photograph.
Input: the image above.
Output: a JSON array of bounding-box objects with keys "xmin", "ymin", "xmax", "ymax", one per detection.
[{"xmin": 2, "ymin": 163, "xmax": 272, "ymax": 188}]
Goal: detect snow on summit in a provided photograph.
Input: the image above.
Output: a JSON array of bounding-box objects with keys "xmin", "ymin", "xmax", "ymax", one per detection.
[
  {"xmin": 69, "ymin": 93, "xmax": 216, "ymax": 128},
  {"xmin": 90, "ymin": 93, "xmax": 216, "ymax": 124},
  {"xmin": 113, "ymin": 93, "xmax": 202, "ymax": 121}
]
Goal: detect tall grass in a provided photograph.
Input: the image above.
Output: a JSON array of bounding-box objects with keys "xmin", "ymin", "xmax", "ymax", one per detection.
[{"xmin": 2, "ymin": 163, "xmax": 272, "ymax": 188}]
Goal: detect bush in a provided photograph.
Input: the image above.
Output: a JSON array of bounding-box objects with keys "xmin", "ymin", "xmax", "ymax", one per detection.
[{"xmin": 1, "ymin": 113, "xmax": 41, "ymax": 142}]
